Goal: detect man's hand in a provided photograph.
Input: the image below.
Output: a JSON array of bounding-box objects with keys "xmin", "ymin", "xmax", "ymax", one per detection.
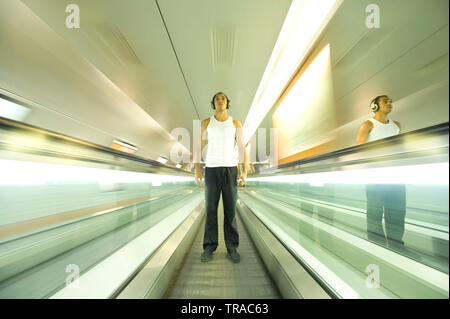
[
  {"xmin": 195, "ymin": 170, "xmax": 203, "ymax": 186},
  {"xmin": 238, "ymin": 171, "xmax": 247, "ymax": 186}
]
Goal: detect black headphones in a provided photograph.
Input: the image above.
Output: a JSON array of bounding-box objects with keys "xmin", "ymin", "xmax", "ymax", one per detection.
[{"xmin": 211, "ymin": 92, "xmax": 230, "ymax": 110}]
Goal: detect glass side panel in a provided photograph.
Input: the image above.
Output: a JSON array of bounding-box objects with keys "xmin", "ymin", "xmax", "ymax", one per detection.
[
  {"xmin": 244, "ymin": 162, "xmax": 449, "ymax": 298},
  {"xmin": 0, "ymin": 158, "xmax": 197, "ymax": 298}
]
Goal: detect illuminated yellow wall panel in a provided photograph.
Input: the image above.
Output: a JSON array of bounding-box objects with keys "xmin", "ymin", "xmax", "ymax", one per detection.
[{"xmin": 273, "ymin": 44, "xmax": 337, "ymax": 161}]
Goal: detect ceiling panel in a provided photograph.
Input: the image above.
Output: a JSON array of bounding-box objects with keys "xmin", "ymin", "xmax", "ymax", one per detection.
[
  {"xmin": 314, "ymin": 0, "xmax": 449, "ymax": 126},
  {"xmin": 1, "ymin": 0, "xmax": 293, "ymax": 164},
  {"xmin": 19, "ymin": 0, "xmax": 199, "ymax": 134},
  {"xmin": 0, "ymin": 0, "xmax": 184, "ymax": 161},
  {"xmin": 157, "ymin": 0, "xmax": 292, "ymax": 123}
]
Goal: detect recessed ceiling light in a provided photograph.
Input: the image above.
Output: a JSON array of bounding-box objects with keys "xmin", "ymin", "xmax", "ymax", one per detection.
[
  {"xmin": 0, "ymin": 97, "xmax": 30, "ymax": 121},
  {"xmin": 157, "ymin": 156, "xmax": 168, "ymax": 164}
]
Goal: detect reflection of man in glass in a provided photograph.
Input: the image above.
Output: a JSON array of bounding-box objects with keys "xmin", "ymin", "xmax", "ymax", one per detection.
[{"xmin": 356, "ymin": 96, "xmax": 406, "ymax": 249}]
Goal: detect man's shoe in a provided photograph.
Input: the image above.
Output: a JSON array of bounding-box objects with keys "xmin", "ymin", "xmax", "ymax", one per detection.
[
  {"xmin": 227, "ymin": 250, "xmax": 240, "ymax": 263},
  {"xmin": 201, "ymin": 249, "xmax": 213, "ymax": 262}
]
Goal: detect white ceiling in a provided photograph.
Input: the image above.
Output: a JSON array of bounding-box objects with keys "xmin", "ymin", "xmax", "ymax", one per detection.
[{"xmin": 0, "ymin": 0, "xmax": 292, "ymax": 165}]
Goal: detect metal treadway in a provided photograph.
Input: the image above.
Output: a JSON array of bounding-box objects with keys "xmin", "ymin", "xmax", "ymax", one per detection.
[{"xmin": 164, "ymin": 195, "xmax": 282, "ymax": 299}]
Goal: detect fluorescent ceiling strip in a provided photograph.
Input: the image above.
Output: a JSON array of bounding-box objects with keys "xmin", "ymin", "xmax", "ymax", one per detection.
[
  {"xmin": 0, "ymin": 97, "xmax": 30, "ymax": 121},
  {"xmin": 243, "ymin": 0, "xmax": 342, "ymax": 145},
  {"xmin": 157, "ymin": 156, "xmax": 168, "ymax": 164},
  {"xmin": 112, "ymin": 139, "xmax": 137, "ymax": 150},
  {"xmin": 248, "ymin": 163, "xmax": 449, "ymax": 185}
]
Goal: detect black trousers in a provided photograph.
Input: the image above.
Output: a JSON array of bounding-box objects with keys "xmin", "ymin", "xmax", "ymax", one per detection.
[
  {"xmin": 203, "ymin": 166, "xmax": 239, "ymax": 253},
  {"xmin": 366, "ymin": 184, "xmax": 406, "ymax": 246}
]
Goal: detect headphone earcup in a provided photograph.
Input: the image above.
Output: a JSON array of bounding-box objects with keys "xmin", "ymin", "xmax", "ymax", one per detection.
[{"xmin": 370, "ymin": 101, "xmax": 379, "ymax": 112}]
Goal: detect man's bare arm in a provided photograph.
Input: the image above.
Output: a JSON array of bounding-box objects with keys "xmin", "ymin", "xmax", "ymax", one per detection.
[
  {"xmin": 234, "ymin": 120, "xmax": 248, "ymax": 185},
  {"xmin": 356, "ymin": 120, "xmax": 373, "ymax": 145},
  {"xmin": 195, "ymin": 118, "xmax": 209, "ymax": 185},
  {"xmin": 394, "ymin": 121, "xmax": 402, "ymax": 134}
]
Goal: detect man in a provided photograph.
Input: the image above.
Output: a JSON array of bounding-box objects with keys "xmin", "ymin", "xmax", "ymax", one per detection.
[
  {"xmin": 195, "ymin": 92, "xmax": 248, "ymax": 263},
  {"xmin": 356, "ymin": 95, "xmax": 406, "ymax": 250},
  {"xmin": 356, "ymin": 95, "xmax": 401, "ymax": 144}
]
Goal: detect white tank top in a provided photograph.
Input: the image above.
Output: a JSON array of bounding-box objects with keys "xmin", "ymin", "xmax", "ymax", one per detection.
[
  {"xmin": 367, "ymin": 118, "xmax": 400, "ymax": 142},
  {"xmin": 205, "ymin": 115, "xmax": 238, "ymax": 167}
]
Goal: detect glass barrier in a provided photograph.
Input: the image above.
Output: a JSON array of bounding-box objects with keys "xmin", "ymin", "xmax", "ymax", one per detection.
[
  {"xmin": 243, "ymin": 161, "xmax": 449, "ymax": 298},
  {"xmin": 0, "ymin": 158, "xmax": 197, "ymax": 298}
]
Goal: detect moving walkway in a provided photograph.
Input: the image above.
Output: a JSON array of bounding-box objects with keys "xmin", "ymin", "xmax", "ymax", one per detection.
[{"xmin": 0, "ymin": 118, "xmax": 448, "ymax": 299}]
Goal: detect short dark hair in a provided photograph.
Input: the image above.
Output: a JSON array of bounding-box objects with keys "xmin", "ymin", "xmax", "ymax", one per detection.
[
  {"xmin": 211, "ymin": 92, "xmax": 231, "ymax": 109},
  {"xmin": 373, "ymin": 95, "xmax": 388, "ymax": 105}
]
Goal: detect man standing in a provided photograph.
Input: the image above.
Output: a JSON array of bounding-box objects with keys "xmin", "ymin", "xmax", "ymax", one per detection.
[
  {"xmin": 195, "ymin": 92, "xmax": 248, "ymax": 263},
  {"xmin": 356, "ymin": 95, "xmax": 401, "ymax": 144},
  {"xmin": 356, "ymin": 95, "xmax": 406, "ymax": 249}
]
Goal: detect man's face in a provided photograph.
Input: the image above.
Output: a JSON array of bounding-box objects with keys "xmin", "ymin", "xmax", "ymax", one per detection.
[
  {"xmin": 378, "ymin": 96, "xmax": 393, "ymax": 113},
  {"xmin": 214, "ymin": 93, "xmax": 228, "ymax": 110}
]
